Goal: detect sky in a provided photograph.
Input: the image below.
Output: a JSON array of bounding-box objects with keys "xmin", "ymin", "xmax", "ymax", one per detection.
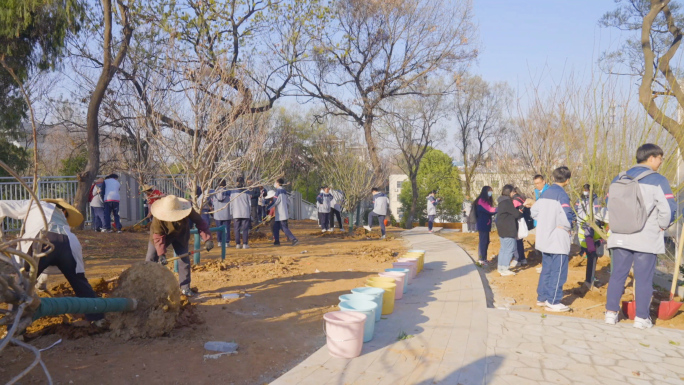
[{"xmin": 472, "ymin": 0, "xmax": 622, "ymax": 95}]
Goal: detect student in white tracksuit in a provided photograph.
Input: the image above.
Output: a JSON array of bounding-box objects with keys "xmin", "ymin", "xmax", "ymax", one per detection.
[
  {"xmin": 230, "ymin": 177, "xmax": 253, "ymax": 249},
  {"xmin": 364, "ymin": 187, "xmax": 390, "ymax": 239},
  {"xmin": 426, "ymin": 190, "xmax": 442, "ymax": 232},
  {"xmin": 316, "ymin": 186, "xmax": 334, "ymax": 232},
  {"xmin": 212, "ymin": 179, "xmax": 232, "ymax": 246}
]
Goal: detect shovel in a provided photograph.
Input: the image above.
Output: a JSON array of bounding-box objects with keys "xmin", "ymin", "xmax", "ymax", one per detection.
[{"xmin": 658, "ymin": 225, "xmax": 684, "ymax": 320}]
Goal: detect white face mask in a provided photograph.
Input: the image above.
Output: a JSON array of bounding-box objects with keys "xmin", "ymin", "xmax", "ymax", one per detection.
[{"xmin": 583, "ymin": 191, "xmax": 589, "ymax": 196}]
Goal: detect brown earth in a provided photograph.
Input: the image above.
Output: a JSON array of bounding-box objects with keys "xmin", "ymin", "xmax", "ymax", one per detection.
[
  {"xmin": 1, "ymin": 220, "xmax": 406, "ymax": 384},
  {"xmin": 440, "ymin": 231, "xmax": 684, "ymax": 329}
]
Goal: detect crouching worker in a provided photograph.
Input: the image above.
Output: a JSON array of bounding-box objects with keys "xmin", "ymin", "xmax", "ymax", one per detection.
[
  {"xmin": 146, "ymin": 195, "xmax": 214, "ymax": 297},
  {"xmin": 0, "ymin": 198, "xmax": 105, "ymax": 326}
]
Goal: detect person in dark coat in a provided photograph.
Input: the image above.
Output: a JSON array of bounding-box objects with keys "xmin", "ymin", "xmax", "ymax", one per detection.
[
  {"xmin": 496, "ymin": 184, "xmax": 525, "ymax": 276},
  {"xmin": 475, "ymin": 186, "xmax": 496, "ymax": 266}
]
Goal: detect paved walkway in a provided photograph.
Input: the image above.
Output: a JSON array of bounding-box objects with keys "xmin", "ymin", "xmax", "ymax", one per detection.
[{"xmin": 272, "ymin": 231, "xmax": 684, "ymax": 385}]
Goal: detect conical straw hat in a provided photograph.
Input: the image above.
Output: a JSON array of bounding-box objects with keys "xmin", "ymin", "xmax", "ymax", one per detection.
[
  {"xmin": 150, "ymin": 195, "xmax": 192, "ymax": 222},
  {"xmin": 43, "ymin": 198, "xmax": 84, "ymax": 228}
]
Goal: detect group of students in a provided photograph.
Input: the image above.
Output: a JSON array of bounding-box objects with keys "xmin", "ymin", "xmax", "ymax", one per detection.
[
  {"xmin": 316, "ymin": 186, "xmax": 345, "ymax": 232},
  {"xmin": 88, "ymin": 174, "xmax": 123, "ymax": 233},
  {"xmin": 469, "ymin": 143, "xmax": 677, "ymax": 327}
]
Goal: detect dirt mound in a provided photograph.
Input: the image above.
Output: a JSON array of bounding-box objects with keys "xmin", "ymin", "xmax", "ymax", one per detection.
[
  {"xmin": 24, "ymin": 318, "xmax": 105, "ymax": 340},
  {"xmin": 106, "ymin": 262, "xmax": 181, "ymax": 340},
  {"xmin": 175, "ymin": 299, "xmax": 204, "ymax": 328},
  {"xmin": 230, "ymin": 256, "xmax": 302, "ymax": 279},
  {"xmin": 50, "ymin": 277, "xmax": 116, "ymax": 297},
  {"xmin": 353, "ymin": 245, "xmax": 398, "ymax": 263},
  {"xmin": 193, "ymin": 259, "xmax": 238, "ymax": 272}
]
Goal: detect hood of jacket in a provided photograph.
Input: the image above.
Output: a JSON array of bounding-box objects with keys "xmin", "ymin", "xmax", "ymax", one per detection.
[{"xmin": 497, "ymin": 195, "xmax": 511, "ymax": 204}]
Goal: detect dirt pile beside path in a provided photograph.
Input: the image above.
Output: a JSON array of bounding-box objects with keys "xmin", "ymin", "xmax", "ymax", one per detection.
[
  {"xmin": 107, "ymin": 262, "xmax": 181, "ymax": 339},
  {"xmin": 353, "ymin": 245, "xmax": 398, "ymax": 263}
]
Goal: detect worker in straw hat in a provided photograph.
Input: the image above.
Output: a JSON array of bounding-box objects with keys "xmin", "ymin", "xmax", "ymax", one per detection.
[
  {"xmin": 146, "ymin": 195, "xmax": 214, "ymax": 296},
  {"xmin": 141, "ymin": 184, "xmax": 164, "ymax": 220},
  {"xmin": 0, "ymin": 198, "xmax": 105, "ymax": 326}
]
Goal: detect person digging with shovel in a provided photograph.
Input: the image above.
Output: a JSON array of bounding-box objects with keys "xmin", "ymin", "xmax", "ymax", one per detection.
[{"xmin": 145, "ymin": 195, "xmax": 214, "ymax": 297}]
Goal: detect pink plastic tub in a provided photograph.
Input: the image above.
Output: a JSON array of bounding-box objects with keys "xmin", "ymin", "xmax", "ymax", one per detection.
[
  {"xmin": 378, "ymin": 272, "xmax": 405, "ymax": 300},
  {"xmin": 323, "ymin": 311, "xmax": 367, "ymax": 358},
  {"xmin": 392, "ymin": 262, "xmax": 415, "ymax": 283},
  {"xmin": 396, "ymin": 258, "xmax": 419, "ymax": 279}
]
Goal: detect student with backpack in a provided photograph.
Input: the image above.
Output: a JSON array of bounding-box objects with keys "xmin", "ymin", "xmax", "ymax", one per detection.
[
  {"xmin": 605, "ymin": 144, "xmax": 676, "ymax": 329},
  {"xmin": 473, "ymin": 186, "xmax": 496, "ymax": 266},
  {"xmin": 531, "ymin": 166, "xmax": 576, "ymax": 312},
  {"xmin": 102, "ymin": 174, "xmax": 122, "ymax": 233}
]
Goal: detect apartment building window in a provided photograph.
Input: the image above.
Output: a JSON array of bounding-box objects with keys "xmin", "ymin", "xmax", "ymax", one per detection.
[{"xmin": 397, "ymin": 181, "xmax": 403, "ymax": 189}]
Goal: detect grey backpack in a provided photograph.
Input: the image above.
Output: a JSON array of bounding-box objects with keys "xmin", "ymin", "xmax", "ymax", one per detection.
[{"xmin": 607, "ymin": 170, "xmax": 655, "ymax": 234}]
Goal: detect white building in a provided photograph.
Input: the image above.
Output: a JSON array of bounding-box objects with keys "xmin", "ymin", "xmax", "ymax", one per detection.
[{"xmin": 388, "ymin": 174, "xmax": 409, "ymax": 220}]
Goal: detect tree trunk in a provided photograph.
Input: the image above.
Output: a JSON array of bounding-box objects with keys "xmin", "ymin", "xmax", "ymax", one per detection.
[
  {"xmin": 362, "ymin": 117, "xmax": 383, "ymax": 183},
  {"xmin": 407, "ymin": 176, "xmax": 419, "ymax": 229},
  {"xmin": 73, "ymin": 0, "xmax": 132, "ymax": 227}
]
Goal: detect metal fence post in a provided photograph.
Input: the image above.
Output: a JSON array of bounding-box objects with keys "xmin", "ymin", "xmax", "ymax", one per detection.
[
  {"xmin": 193, "ymin": 233, "xmax": 201, "ymax": 265},
  {"xmin": 220, "ymin": 225, "xmax": 226, "ymax": 260}
]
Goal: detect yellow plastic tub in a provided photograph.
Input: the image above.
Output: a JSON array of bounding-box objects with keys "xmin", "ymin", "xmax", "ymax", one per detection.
[{"xmin": 365, "ymin": 281, "xmax": 396, "ymax": 315}]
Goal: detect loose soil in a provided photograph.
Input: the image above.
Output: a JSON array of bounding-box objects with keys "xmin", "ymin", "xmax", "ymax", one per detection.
[
  {"xmin": 1, "ymin": 220, "xmax": 406, "ymax": 384},
  {"xmin": 440, "ymin": 231, "xmax": 684, "ymax": 330}
]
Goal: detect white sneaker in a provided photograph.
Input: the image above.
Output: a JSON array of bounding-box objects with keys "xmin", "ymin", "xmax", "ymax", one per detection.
[
  {"xmin": 498, "ymin": 270, "xmax": 516, "ymax": 277},
  {"xmin": 544, "ymin": 302, "xmax": 570, "ymax": 312},
  {"xmin": 536, "ymin": 301, "xmax": 546, "ymax": 307},
  {"xmin": 236, "ymin": 244, "xmax": 242, "ymax": 249},
  {"xmin": 242, "ymin": 244, "xmax": 250, "ymax": 249},
  {"xmin": 510, "ymin": 260, "xmax": 519, "ymax": 268},
  {"xmin": 633, "ymin": 316, "xmax": 653, "ymax": 329},
  {"xmin": 605, "ymin": 311, "xmax": 619, "ymax": 325},
  {"xmin": 363, "ymin": 225, "xmax": 372, "ymax": 231},
  {"xmin": 520, "ymin": 259, "xmax": 528, "ymax": 266},
  {"xmin": 328, "ymin": 228, "xmax": 334, "ymax": 232},
  {"xmin": 322, "ymin": 229, "xmax": 327, "ymax": 233},
  {"xmin": 381, "ymin": 235, "xmax": 386, "ymax": 240}
]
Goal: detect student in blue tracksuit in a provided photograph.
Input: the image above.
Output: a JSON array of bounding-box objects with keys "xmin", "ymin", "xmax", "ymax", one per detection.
[
  {"xmin": 316, "ymin": 186, "xmax": 334, "ymax": 232},
  {"xmin": 426, "ymin": 190, "xmax": 442, "ymax": 233},
  {"xmin": 605, "ymin": 144, "xmax": 676, "ymax": 329},
  {"xmin": 531, "ymin": 166, "xmax": 576, "ymax": 312},
  {"xmin": 532, "ymin": 174, "xmax": 549, "ymax": 229}
]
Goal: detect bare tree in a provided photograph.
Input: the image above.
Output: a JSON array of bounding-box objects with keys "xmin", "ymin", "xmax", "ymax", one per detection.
[
  {"xmin": 380, "ymin": 85, "xmax": 447, "ymax": 228},
  {"xmin": 72, "ymin": 0, "xmax": 133, "ymax": 225},
  {"xmin": 136, "ymin": 62, "xmax": 286, "ymax": 211},
  {"xmin": 600, "ymin": 0, "xmax": 684, "ymax": 151},
  {"xmin": 294, "ymin": 0, "xmax": 477, "ymax": 181},
  {"xmin": 312, "ymin": 130, "xmax": 384, "ymax": 232},
  {"xmin": 453, "ymin": 75, "xmax": 512, "ymax": 197}
]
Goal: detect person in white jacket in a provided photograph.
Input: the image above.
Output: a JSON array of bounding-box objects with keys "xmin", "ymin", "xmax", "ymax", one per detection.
[
  {"xmin": 0, "ymin": 199, "xmax": 104, "ymax": 324},
  {"xmin": 102, "ymin": 174, "xmax": 122, "ymax": 233}
]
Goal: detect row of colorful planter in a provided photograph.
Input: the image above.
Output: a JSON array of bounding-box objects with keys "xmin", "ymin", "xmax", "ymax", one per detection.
[{"xmin": 323, "ymin": 250, "xmax": 426, "ymax": 358}]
